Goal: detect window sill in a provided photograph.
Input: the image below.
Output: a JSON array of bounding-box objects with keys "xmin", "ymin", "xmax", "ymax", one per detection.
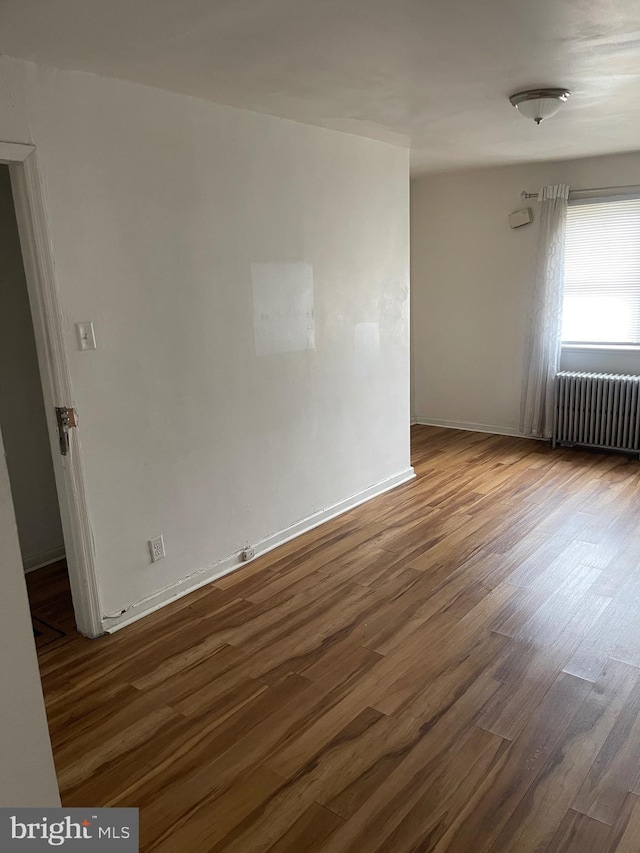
[{"xmin": 561, "ymin": 344, "xmax": 640, "ymax": 353}]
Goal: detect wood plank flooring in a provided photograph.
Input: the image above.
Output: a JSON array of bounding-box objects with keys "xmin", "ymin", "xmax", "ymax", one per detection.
[
  {"xmin": 27, "ymin": 560, "xmax": 77, "ymax": 652},
  {"xmin": 30, "ymin": 425, "xmax": 640, "ymax": 852}
]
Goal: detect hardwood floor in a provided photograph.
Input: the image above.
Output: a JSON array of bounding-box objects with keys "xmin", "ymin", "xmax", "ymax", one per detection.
[
  {"xmin": 33, "ymin": 425, "xmax": 640, "ymax": 851},
  {"xmin": 27, "ymin": 559, "xmax": 76, "ymax": 653}
]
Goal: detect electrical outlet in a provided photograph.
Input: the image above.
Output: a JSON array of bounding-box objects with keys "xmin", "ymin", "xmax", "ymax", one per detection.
[
  {"xmin": 241, "ymin": 547, "xmax": 255, "ymax": 561},
  {"xmin": 149, "ymin": 535, "xmax": 165, "ymax": 562}
]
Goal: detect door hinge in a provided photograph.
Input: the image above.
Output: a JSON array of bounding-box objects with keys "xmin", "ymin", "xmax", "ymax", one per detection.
[{"xmin": 55, "ymin": 406, "xmax": 77, "ymax": 456}]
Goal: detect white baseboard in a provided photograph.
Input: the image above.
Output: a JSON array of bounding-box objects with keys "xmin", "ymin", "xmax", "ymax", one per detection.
[
  {"xmin": 23, "ymin": 546, "xmax": 66, "ymax": 573},
  {"xmin": 103, "ymin": 466, "xmax": 416, "ymax": 634},
  {"xmin": 413, "ymin": 417, "xmax": 540, "ymax": 439}
]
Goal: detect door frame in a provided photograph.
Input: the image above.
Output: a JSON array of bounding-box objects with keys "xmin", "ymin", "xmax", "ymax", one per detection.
[{"xmin": 1, "ymin": 140, "xmax": 102, "ymax": 638}]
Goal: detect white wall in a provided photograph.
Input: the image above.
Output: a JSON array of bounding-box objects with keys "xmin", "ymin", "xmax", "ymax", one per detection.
[
  {"xmin": 0, "ymin": 427, "xmax": 60, "ymax": 805},
  {"xmin": 0, "ymin": 165, "xmax": 64, "ymax": 571},
  {"xmin": 411, "ymin": 152, "xmax": 640, "ymax": 434},
  {"xmin": 0, "ymin": 57, "xmax": 411, "ymax": 627}
]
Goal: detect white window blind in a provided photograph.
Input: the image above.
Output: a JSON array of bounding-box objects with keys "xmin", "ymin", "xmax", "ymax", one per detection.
[{"xmin": 562, "ymin": 196, "xmax": 640, "ymax": 346}]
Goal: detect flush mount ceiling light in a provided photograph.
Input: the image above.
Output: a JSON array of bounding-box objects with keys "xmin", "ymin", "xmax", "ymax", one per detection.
[{"xmin": 509, "ymin": 88, "xmax": 571, "ymax": 125}]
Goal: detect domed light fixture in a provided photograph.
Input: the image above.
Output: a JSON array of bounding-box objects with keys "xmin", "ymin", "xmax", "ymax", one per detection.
[{"xmin": 509, "ymin": 88, "xmax": 571, "ymax": 125}]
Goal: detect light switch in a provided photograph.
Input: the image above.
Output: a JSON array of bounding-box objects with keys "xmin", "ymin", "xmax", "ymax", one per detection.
[{"xmin": 76, "ymin": 321, "xmax": 97, "ymax": 351}]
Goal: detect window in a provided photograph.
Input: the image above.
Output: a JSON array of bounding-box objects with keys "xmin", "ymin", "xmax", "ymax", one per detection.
[{"xmin": 562, "ymin": 196, "xmax": 640, "ymax": 347}]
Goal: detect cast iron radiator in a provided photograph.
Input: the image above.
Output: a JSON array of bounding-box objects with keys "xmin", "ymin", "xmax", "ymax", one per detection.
[{"xmin": 553, "ymin": 371, "xmax": 640, "ymax": 454}]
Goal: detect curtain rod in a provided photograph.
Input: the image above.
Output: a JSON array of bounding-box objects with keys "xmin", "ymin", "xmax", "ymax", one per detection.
[{"xmin": 521, "ymin": 185, "xmax": 640, "ymax": 201}]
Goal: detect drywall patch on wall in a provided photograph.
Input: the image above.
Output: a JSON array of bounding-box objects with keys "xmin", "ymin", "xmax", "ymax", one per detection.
[
  {"xmin": 354, "ymin": 322, "xmax": 380, "ymax": 379},
  {"xmin": 252, "ymin": 262, "xmax": 315, "ymax": 356}
]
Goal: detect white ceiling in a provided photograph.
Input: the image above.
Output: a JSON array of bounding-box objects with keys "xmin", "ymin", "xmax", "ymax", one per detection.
[{"xmin": 1, "ymin": 0, "xmax": 640, "ymax": 174}]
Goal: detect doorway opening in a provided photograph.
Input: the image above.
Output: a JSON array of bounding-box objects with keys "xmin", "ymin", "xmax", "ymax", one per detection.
[
  {"xmin": 0, "ymin": 143, "xmax": 102, "ymax": 639},
  {"xmin": 0, "ymin": 163, "xmax": 76, "ymax": 648}
]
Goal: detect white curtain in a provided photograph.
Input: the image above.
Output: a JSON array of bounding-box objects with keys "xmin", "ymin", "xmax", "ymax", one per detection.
[{"xmin": 521, "ymin": 184, "xmax": 570, "ymax": 438}]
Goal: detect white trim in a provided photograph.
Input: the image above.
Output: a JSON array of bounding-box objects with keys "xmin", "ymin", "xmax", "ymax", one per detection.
[
  {"xmin": 569, "ymin": 187, "xmax": 640, "ymax": 204},
  {"xmin": 23, "ymin": 547, "xmax": 66, "ymax": 573},
  {"xmin": 413, "ymin": 416, "xmax": 541, "ymax": 439},
  {"xmin": 562, "ymin": 344, "xmax": 640, "ymax": 353},
  {"xmin": 0, "ymin": 141, "xmax": 35, "ymax": 163},
  {"xmin": 410, "ymin": 415, "xmax": 418, "ymax": 425},
  {"xmin": 103, "ymin": 466, "xmax": 416, "ymax": 634},
  {"xmin": 4, "ymin": 142, "xmax": 103, "ymax": 638}
]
